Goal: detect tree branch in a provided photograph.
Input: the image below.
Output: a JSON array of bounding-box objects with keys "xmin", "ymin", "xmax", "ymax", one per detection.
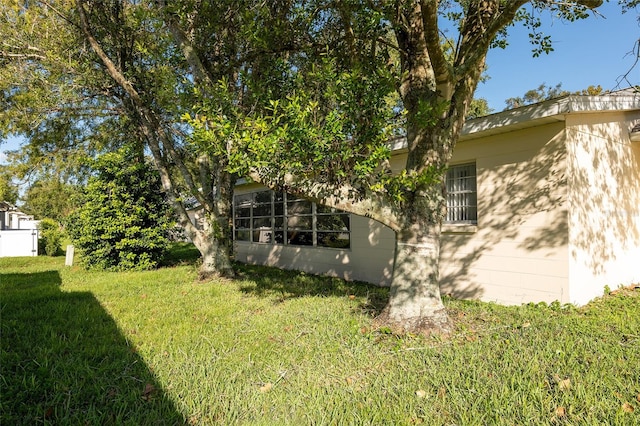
[
  {"xmin": 421, "ymin": 0, "xmax": 453, "ymax": 95},
  {"xmin": 74, "ymin": 0, "xmax": 207, "ymax": 234},
  {"xmin": 156, "ymin": 0, "xmax": 213, "ymax": 86},
  {"xmin": 445, "ymin": 1, "xmax": 528, "ymax": 153},
  {"xmin": 0, "ymin": 52, "xmax": 46, "ymax": 60},
  {"xmin": 455, "ymin": 1, "xmax": 527, "ymax": 77},
  {"xmin": 246, "ymin": 169, "xmax": 402, "ymax": 232}
]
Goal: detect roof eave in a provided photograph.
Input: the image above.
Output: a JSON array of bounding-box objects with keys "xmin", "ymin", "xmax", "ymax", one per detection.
[{"xmin": 460, "ymin": 94, "xmax": 640, "ymax": 141}]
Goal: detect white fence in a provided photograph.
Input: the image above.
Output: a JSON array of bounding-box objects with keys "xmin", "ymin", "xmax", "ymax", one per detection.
[{"xmin": 0, "ymin": 229, "xmax": 39, "ymax": 257}]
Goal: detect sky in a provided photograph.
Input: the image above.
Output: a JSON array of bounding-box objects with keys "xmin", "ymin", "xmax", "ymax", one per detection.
[
  {"xmin": 1, "ymin": 2, "xmax": 638, "ymax": 163},
  {"xmin": 475, "ymin": 1, "xmax": 639, "ymax": 111}
]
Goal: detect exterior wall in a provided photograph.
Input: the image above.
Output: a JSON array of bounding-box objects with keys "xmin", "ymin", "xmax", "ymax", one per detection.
[
  {"xmin": 0, "ymin": 204, "xmax": 40, "ymax": 257},
  {"xmin": 1, "ymin": 211, "xmax": 34, "ymax": 230},
  {"xmin": 19, "ymin": 219, "xmax": 39, "ymax": 230},
  {"xmin": 439, "ymin": 122, "xmax": 571, "ymax": 305},
  {"xmin": 566, "ymin": 111, "xmax": 640, "ymax": 304},
  {"xmin": 232, "ymin": 183, "xmax": 396, "ymax": 284},
  {"xmin": 233, "ymin": 123, "xmax": 573, "ymax": 305}
]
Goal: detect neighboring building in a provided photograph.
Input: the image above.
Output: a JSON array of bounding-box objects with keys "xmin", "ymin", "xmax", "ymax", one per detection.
[
  {"xmin": 0, "ymin": 201, "xmax": 38, "ymax": 230},
  {"xmin": 228, "ymin": 93, "xmax": 640, "ymax": 306},
  {"xmin": 0, "ymin": 202, "xmax": 39, "ymax": 257}
]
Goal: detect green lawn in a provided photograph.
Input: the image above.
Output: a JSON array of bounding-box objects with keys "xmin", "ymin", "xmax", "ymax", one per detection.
[{"xmin": 1, "ymin": 245, "xmax": 639, "ymax": 425}]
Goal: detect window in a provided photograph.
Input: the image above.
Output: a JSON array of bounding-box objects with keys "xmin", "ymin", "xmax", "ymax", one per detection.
[
  {"xmin": 445, "ymin": 163, "xmax": 477, "ymax": 224},
  {"xmin": 234, "ymin": 193, "xmax": 252, "ymax": 241},
  {"xmin": 252, "ymin": 190, "xmax": 273, "ymax": 243},
  {"xmin": 316, "ymin": 205, "xmax": 351, "ymax": 248},
  {"xmin": 233, "ymin": 191, "xmax": 350, "ymax": 249},
  {"xmin": 285, "ymin": 195, "xmax": 312, "ymax": 245}
]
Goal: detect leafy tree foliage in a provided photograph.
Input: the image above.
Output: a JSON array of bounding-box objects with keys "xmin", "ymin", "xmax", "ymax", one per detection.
[
  {"xmin": 21, "ymin": 179, "xmax": 79, "ymax": 222},
  {"xmin": 1, "ymin": 138, "xmax": 84, "ymax": 222},
  {"xmin": 0, "ymin": 0, "xmax": 119, "ymax": 180},
  {"xmin": 467, "ymin": 98, "xmax": 494, "ymax": 119},
  {"xmin": 0, "ymin": 168, "xmax": 18, "ymax": 204},
  {"xmin": 0, "ymin": 0, "xmax": 264, "ymax": 278},
  {"xmin": 65, "ymin": 147, "xmax": 171, "ymax": 271},
  {"xmin": 505, "ymin": 82, "xmax": 570, "ymax": 109},
  {"xmin": 504, "ymin": 83, "xmax": 605, "ymax": 109}
]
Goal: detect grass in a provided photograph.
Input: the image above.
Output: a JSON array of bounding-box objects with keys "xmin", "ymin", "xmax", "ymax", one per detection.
[{"xmin": 1, "ymin": 243, "xmax": 639, "ymax": 425}]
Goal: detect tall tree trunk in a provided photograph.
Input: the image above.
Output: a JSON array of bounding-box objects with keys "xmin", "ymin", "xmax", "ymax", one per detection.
[
  {"xmin": 378, "ymin": 171, "xmax": 453, "ymax": 335},
  {"xmin": 375, "ymin": 2, "xmax": 456, "ymax": 335},
  {"xmin": 193, "ymin": 163, "xmax": 235, "ymax": 279},
  {"xmin": 385, "ymin": 221, "xmax": 451, "ymax": 334},
  {"xmin": 76, "ymin": 0, "xmax": 235, "ymax": 279},
  {"xmin": 191, "ymin": 229, "xmax": 234, "ymax": 279},
  {"xmin": 172, "ymin": 174, "xmax": 234, "ymax": 280}
]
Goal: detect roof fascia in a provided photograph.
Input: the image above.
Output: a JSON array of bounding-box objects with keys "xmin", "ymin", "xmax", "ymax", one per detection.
[{"xmin": 460, "ymin": 94, "xmax": 640, "ymax": 141}]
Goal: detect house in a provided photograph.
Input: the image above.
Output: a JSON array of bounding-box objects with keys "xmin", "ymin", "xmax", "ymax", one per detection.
[
  {"xmin": 0, "ymin": 201, "xmax": 39, "ymax": 257},
  {"xmin": 0, "ymin": 201, "xmax": 37, "ymax": 230},
  {"xmin": 231, "ymin": 92, "xmax": 640, "ymax": 306}
]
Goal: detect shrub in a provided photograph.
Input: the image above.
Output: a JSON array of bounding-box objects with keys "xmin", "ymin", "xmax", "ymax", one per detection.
[
  {"xmin": 65, "ymin": 147, "xmax": 172, "ymax": 271},
  {"xmin": 37, "ymin": 218, "xmax": 62, "ymax": 256}
]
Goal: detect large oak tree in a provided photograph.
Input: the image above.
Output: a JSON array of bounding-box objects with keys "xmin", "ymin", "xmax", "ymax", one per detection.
[{"xmin": 2, "ymin": 0, "xmax": 292, "ymax": 277}]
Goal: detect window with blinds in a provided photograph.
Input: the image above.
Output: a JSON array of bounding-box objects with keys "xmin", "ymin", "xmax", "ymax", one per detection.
[{"xmin": 445, "ymin": 163, "xmax": 477, "ymax": 224}]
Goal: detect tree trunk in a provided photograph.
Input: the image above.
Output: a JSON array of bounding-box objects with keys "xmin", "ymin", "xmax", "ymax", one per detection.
[
  {"xmin": 378, "ymin": 217, "xmax": 452, "ymax": 335},
  {"xmin": 192, "ymin": 229, "xmax": 234, "ymax": 279}
]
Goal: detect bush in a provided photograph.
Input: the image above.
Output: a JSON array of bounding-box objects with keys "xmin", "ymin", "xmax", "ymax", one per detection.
[
  {"xmin": 65, "ymin": 147, "xmax": 172, "ymax": 271},
  {"xmin": 38, "ymin": 218, "xmax": 62, "ymax": 256}
]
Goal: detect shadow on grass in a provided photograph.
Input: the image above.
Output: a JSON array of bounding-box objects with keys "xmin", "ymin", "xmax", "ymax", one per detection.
[
  {"xmin": 160, "ymin": 242, "xmax": 389, "ymax": 315},
  {"xmin": 234, "ymin": 263, "xmax": 389, "ymax": 316},
  {"xmin": 160, "ymin": 242, "xmax": 201, "ymax": 267},
  {"xmin": 0, "ymin": 271, "xmax": 184, "ymax": 425}
]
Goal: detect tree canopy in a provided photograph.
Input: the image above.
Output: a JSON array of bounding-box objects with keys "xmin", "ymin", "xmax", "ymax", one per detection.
[
  {"xmin": 0, "ymin": 168, "xmax": 18, "ymax": 205},
  {"xmin": 504, "ymin": 83, "xmax": 605, "ymax": 109},
  {"xmin": 21, "ymin": 179, "xmax": 79, "ymax": 222},
  {"xmin": 1, "ymin": 0, "xmax": 254, "ymax": 277}
]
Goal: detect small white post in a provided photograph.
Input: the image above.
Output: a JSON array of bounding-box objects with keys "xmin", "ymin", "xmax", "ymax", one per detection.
[{"xmin": 65, "ymin": 245, "xmax": 75, "ymax": 266}]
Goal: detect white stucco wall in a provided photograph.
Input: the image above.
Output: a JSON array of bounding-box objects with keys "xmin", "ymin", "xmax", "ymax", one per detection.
[
  {"xmin": 438, "ymin": 122, "xmax": 571, "ymax": 305},
  {"xmin": 566, "ymin": 111, "xmax": 640, "ymax": 304}
]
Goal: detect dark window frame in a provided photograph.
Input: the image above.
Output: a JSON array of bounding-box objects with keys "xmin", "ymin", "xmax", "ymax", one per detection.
[
  {"xmin": 233, "ymin": 191, "xmax": 350, "ymax": 249},
  {"xmin": 445, "ymin": 162, "xmax": 478, "ymax": 224}
]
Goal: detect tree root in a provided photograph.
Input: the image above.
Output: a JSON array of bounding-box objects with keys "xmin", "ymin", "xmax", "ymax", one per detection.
[
  {"xmin": 373, "ymin": 306, "xmax": 453, "ymax": 338},
  {"xmin": 197, "ymin": 267, "xmax": 235, "ymax": 282}
]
